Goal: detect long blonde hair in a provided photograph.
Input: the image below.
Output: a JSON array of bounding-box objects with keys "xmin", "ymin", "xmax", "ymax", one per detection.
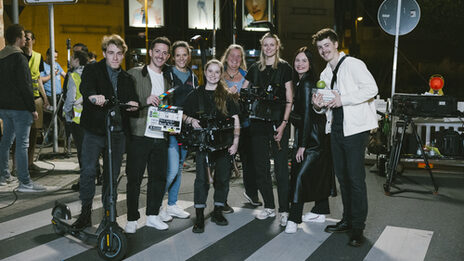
[
  {"xmin": 204, "ymin": 59, "xmax": 233, "ymax": 115},
  {"xmin": 220, "ymin": 44, "xmax": 247, "ymax": 71},
  {"xmin": 258, "ymin": 32, "xmax": 283, "ymax": 71}
]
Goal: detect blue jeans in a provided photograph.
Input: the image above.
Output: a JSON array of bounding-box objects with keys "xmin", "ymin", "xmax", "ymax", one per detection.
[
  {"xmin": 166, "ymin": 135, "xmax": 187, "ymax": 206},
  {"xmin": 0, "ymin": 109, "xmax": 33, "ymax": 184}
]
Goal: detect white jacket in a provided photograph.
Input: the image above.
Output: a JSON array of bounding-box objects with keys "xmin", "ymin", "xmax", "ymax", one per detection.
[{"xmin": 319, "ymin": 52, "xmax": 378, "ymax": 136}]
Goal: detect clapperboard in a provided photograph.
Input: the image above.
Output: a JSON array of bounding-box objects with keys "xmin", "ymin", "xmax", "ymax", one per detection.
[{"xmin": 144, "ymin": 105, "xmax": 183, "ymax": 137}]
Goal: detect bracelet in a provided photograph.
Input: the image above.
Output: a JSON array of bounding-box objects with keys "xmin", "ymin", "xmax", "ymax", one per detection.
[{"xmin": 282, "ymin": 120, "xmax": 288, "ymax": 123}]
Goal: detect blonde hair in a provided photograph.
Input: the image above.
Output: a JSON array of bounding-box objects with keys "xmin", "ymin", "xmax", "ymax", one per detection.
[
  {"xmin": 258, "ymin": 32, "xmax": 283, "ymax": 71},
  {"xmin": 204, "ymin": 59, "xmax": 234, "ymax": 115},
  {"xmin": 101, "ymin": 34, "xmax": 128, "ymax": 54},
  {"xmin": 220, "ymin": 44, "xmax": 247, "ymax": 71}
]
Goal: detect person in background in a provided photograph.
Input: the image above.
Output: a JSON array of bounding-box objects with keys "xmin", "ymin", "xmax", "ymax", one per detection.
[
  {"xmin": 158, "ymin": 41, "xmax": 198, "ymax": 222},
  {"xmin": 0, "ymin": 24, "xmax": 45, "ymax": 192},
  {"xmin": 312, "ymin": 28, "xmax": 378, "ymax": 247},
  {"xmin": 285, "ymin": 47, "xmax": 333, "ymax": 233},
  {"xmin": 220, "ymin": 44, "xmax": 262, "ymax": 211}
]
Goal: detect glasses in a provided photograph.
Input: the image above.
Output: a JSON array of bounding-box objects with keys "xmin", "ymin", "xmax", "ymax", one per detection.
[{"xmin": 25, "ymin": 37, "xmax": 31, "ymax": 41}]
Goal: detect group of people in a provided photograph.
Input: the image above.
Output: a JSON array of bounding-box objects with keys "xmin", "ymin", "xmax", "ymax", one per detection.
[{"xmin": 0, "ymin": 23, "xmax": 378, "ymax": 247}]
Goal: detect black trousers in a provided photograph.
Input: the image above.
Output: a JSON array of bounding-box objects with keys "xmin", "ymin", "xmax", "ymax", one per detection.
[
  {"xmin": 251, "ymin": 124, "xmax": 289, "ymax": 212},
  {"xmin": 126, "ymin": 136, "xmax": 168, "ymax": 221},
  {"xmin": 239, "ymin": 127, "xmax": 258, "ymax": 198},
  {"xmin": 79, "ymin": 130, "xmax": 125, "ymax": 209},
  {"xmin": 331, "ymin": 130, "xmax": 369, "ymax": 230},
  {"xmin": 194, "ymin": 150, "xmax": 232, "ymax": 208},
  {"xmin": 288, "ymin": 199, "xmax": 330, "ymax": 224}
]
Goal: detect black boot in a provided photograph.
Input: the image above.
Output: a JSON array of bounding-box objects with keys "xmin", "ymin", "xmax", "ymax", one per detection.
[
  {"xmin": 72, "ymin": 203, "xmax": 92, "ymax": 230},
  {"xmin": 211, "ymin": 206, "xmax": 228, "ymax": 226},
  {"xmin": 192, "ymin": 208, "xmax": 205, "ymax": 233}
]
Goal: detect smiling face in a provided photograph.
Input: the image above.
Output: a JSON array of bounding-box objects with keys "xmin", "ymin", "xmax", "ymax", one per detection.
[
  {"xmin": 173, "ymin": 46, "xmax": 189, "ymax": 71},
  {"xmin": 294, "ymin": 52, "xmax": 310, "ymax": 76},
  {"xmin": 316, "ymin": 38, "xmax": 339, "ymax": 63},
  {"xmin": 149, "ymin": 43, "xmax": 170, "ymax": 70},
  {"xmin": 245, "ymin": 0, "xmax": 267, "ymax": 21},
  {"xmin": 262, "ymin": 36, "xmax": 277, "ymax": 58},
  {"xmin": 226, "ymin": 48, "xmax": 242, "ymax": 71},
  {"xmin": 205, "ymin": 62, "xmax": 222, "ymax": 85},
  {"xmin": 103, "ymin": 43, "xmax": 124, "ymax": 69}
]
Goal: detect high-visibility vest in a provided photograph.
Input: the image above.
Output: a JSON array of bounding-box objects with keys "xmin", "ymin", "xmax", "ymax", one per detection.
[
  {"xmin": 29, "ymin": 51, "xmax": 42, "ymax": 97},
  {"xmin": 70, "ymin": 72, "xmax": 82, "ymax": 124}
]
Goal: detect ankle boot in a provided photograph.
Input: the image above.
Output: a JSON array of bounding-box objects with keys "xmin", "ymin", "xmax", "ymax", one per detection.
[
  {"xmin": 72, "ymin": 203, "xmax": 92, "ymax": 230},
  {"xmin": 211, "ymin": 206, "xmax": 228, "ymax": 226},
  {"xmin": 192, "ymin": 208, "xmax": 205, "ymax": 233}
]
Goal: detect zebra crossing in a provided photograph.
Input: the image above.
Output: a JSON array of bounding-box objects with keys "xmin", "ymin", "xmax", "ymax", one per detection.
[{"xmin": 0, "ymin": 197, "xmax": 434, "ymax": 261}]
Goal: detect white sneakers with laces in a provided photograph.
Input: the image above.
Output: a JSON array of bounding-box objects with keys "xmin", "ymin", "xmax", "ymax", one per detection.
[
  {"xmin": 256, "ymin": 208, "xmax": 276, "ymax": 220},
  {"xmin": 158, "ymin": 207, "xmax": 173, "ymax": 222},
  {"xmin": 124, "ymin": 221, "xmax": 137, "ymax": 234},
  {"xmin": 146, "ymin": 215, "xmax": 168, "ymax": 230},
  {"xmin": 279, "ymin": 212, "xmax": 289, "ymax": 227},
  {"xmin": 285, "ymin": 220, "xmax": 298, "ymax": 233},
  {"xmin": 17, "ymin": 182, "xmax": 46, "ymax": 192},
  {"xmin": 302, "ymin": 212, "xmax": 326, "ymax": 223},
  {"xmin": 167, "ymin": 204, "xmax": 190, "ymax": 219}
]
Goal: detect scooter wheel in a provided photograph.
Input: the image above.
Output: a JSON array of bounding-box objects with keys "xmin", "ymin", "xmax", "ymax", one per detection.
[
  {"xmin": 51, "ymin": 204, "xmax": 71, "ymax": 236},
  {"xmin": 97, "ymin": 227, "xmax": 127, "ymax": 261}
]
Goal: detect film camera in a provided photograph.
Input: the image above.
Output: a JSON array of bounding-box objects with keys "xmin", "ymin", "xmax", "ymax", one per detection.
[
  {"xmin": 391, "ymin": 93, "xmax": 458, "ymax": 118},
  {"xmin": 240, "ymin": 84, "xmax": 285, "ymax": 122},
  {"xmin": 180, "ymin": 116, "xmax": 234, "ymax": 152}
]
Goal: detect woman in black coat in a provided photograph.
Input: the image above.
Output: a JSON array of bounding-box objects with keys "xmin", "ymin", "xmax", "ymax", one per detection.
[{"xmin": 285, "ymin": 47, "xmax": 334, "ymax": 233}]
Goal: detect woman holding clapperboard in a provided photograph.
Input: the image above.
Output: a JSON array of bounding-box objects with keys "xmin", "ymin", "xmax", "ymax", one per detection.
[
  {"xmin": 182, "ymin": 59, "xmax": 240, "ymax": 233},
  {"xmin": 158, "ymin": 41, "xmax": 199, "ymax": 222}
]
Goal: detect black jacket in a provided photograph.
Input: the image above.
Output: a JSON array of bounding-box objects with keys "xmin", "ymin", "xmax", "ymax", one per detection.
[
  {"xmin": 79, "ymin": 59, "xmax": 138, "ymax": 136},
  {"xmin": 0, "ymin": 46, "xmax": 35, "ymax": 112},
  {"xmin": 290, "ymin": 73, "xmax": 335, "ymax": 203}
]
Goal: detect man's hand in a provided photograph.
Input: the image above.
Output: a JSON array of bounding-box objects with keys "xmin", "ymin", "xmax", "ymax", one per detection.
[
  {"xmin": 125, "ymin": 101, "xmax": 139, "ymax": 111},
  {"xmin": 274, "ymin": 122, "xmax": 286, "ymax": 142},
  {"xmin": 89, "ymin": 95, "xmax": 106, "ymax": 106},
  {"xmin": 146, "ymin": 95, "xmax": 161, "ymax": 107},
  {"xmin": 326, "ymin": 91, "xmax": 342, "ymax": 109},
  {"xmin": 32, "ymin": 111, "xmax": 39, "ymax": 121},
  {"xmin": 295, "ymin": 147, "xmax": 305, "ymax": 163},
  {"xmin": 228, "ymin": 143, "xmax": 238, "ymax": 155}
]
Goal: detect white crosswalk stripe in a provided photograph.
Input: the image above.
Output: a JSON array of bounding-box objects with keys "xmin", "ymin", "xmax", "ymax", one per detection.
[{"xmin": 0, "ymin": 199, "xmax": 434, "ymax": 261}]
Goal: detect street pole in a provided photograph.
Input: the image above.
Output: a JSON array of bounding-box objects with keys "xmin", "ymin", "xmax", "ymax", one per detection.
[
  {"xmin": 48, "ymin": 3, "xmax": 58, "ymax": 152},
  {"xmin": 12, "ymin": 0, "xmax": 18, "ymax": 23},
  {"xmin": 391, "ymin": 0, "xmax": 402, "ymax": 100}
]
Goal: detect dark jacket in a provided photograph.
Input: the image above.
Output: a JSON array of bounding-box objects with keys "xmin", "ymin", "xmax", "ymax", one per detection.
[
  {"xmin": 165, "ymin": 65, "xmax": 199, "ymax": 107},
  {"xmin": 290, "ymin": 73, "xmax": 334, "ymax": 203},
  {"xmin": 79, "ymin": 59, "xmax": 138, "ymax": 136},
  {"xmin": 0, "ymin": 46, "xmax": 35, "ymax": 112}
]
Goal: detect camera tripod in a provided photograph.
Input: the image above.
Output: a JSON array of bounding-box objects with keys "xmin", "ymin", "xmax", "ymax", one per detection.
[{"xmin": 383, "ymin": 115, "xmax": 439, "ymax": 195}]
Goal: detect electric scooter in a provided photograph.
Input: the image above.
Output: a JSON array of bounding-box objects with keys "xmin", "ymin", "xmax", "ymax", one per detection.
[{"xmin": 51, "ymin": 98, "xmax": 129, "ymax": 260}]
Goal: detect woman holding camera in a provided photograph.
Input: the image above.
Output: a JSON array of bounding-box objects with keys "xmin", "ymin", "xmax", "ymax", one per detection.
[
  {"xmin": 183, "ymin": 59, "xmax": 240, "ymax": 233},
  {"xmin": 242, "ymin": 33, "xmax": 293, "ymax": 226}
]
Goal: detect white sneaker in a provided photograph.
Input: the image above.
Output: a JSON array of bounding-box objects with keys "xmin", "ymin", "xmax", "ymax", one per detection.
[
  {"xmin": 158, "ymin": 207, "xmax": 173, "ymax": 222},
  {"xmin": 302, "ymin": 212, "xmax": 326, "ymax": 223},
  {"xmin": 125, "ymin": 221, "xmax": 137, "ymax": 233},
  {"xmin": 285, "ymin": 221, "xmax": 298, "ymax": 234},
  {"xmin": 146, "ymin": 215, "xmax": 168, "ymax": 230},
  {"xmin": 17, "ymin": 182, "xmax": 46, "ymax": 192},
  {"xmin": 167, "ymin": 204, "xmax": 190, "ymax": 219},
  {"xmin": 256, "ymin": 208, "xmax": 276, "ymax": 220},
  {"xmin": 280, "ymin": 212, "xmax": 289, "ymax": 227}
]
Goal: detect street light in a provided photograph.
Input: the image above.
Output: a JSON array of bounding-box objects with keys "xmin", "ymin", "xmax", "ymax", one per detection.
[{"xmin": 355, "ymin": 16, "xmax": 363, "ymax": 45}]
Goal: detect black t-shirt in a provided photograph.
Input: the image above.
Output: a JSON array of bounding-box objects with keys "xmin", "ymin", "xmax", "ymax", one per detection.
[
  {"xmin": 183, "ymin": 85, "xmax": 239, "ymax": 121},
  {"xmin": 245, "ymin": 60, "xmax": 293, "ymax": 101}
]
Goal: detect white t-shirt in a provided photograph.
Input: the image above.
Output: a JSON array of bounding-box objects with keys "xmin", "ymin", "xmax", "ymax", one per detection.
[{"xmin": 147, "ymin": 67, "xmax": 165, "ymax": 139}]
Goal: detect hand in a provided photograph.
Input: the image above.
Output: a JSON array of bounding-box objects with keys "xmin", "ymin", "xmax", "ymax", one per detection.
[
  {"xmin": 312, "ymin": 93, "xmax": 324, "ymax": 110},
  {"xmin": 229, "ymin": 85, "xmax": 238, "ymax": 94},
  {"xmin": 125, "ymin": 101, "xmax": 139, "ymax": 111},
  {"xmin": 273, "ymin": 123, "xmax": 286, "ymax": 142},
  {"xmin": 32, "ymin": 111, "xmax": 39, "ymax": 121},
  {"xmin": 191, "ymin": 118, "xmax": 201, "ymax": 129},
  {"xmin": 295, "ymin": 147, "xmax": 305, "ymax": 163},
  {"xmin": 43, "ymin": 99, "xmax": 50, "ymax": 108},
  {"xmin": 146, "ymin": 95, "xmax": 161, "ymax": 106},
  {"xmin": 326, "ymin": 91, "xmax": 342, "ymax": 109},
  {"xmin": 228, "ymin": 143, "xmax": 238, "ymax": 155},
  {"xmin": 89, "ymin": 95, "xmax": 106, "ymax": 106}
]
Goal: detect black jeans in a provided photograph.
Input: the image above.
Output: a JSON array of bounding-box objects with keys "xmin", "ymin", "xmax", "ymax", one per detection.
[
  {"xmin": 79, "ymin": 129, "xmax": 125, "ymax": 210},
  {"xmin": 251, "ymin": 124, "xmax": 289, "ymax": 212},
  {"xmin": 331, "ymin": 130, "xmax": 369, "ymax": 230},
  {"xmin": 288, "ymin": 199, "xmax": 330, "ymax": 224},
  {"xmin": 239, "ymin": 127, "xmax": 258, "ymax": 198},
  {"xmin": 70, "ymin": 122, "xmax": 84, "ymax": 168},
  {"xmin": 126, "ymin": 136, "xmax": 168, "ymax": 221},
  {"xmin": 194, "ymin": 150, "xmax": 232, "ymax": 208}
]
